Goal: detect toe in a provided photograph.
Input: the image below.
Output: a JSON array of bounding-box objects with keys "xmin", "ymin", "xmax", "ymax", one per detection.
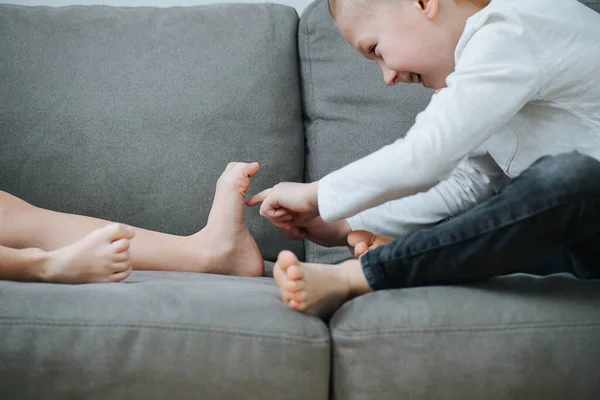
[
  {"xmin": 273, "ymin": 265, "xmax": 293, "ymax": 302},
  {"xmin": 110, "ymin": 267, "xmax": 132, "ymax": 282},
  {"xmin": 354, "ymin": 242, "xmax": 369, "ymax": 258},
  {"xmin": 347, "ymin": 230, "xmax": 376, "ymax": 248},
  {"xmin": 112, "ymin": 250, "xmax": 129, "ymax": 262},
  {"xmin": 273, "ymin": 264, "xmax": 286, "ymax": 285},
  {"xmin": 243, "ymin": 162, "xmax": 260, "ymax": 178},
  {"xmin": 285, "ymin": 279, "xmax": 306, "ymax": 292},
  {"xmin": 287, "ymin": 265, "xmax": 304, "ymax": 281},
  {"xmin": 112, "ymin": 238, "xmax": 130, "ymax": 253},
  {"xmin": 111, "ymin": 261, "xmax": 132, "ymax": 272},
  {"xmin": 103, "ymin": 223, "xmax": 135, "ymax": 242},
  {"xmin": 276, "ymin": 250, "xmax": 298, "ymax": 272},
  {"xmin": 292, "ymin": 290, "xmax": 308, "ymax": 303},
  {"xmin": 289, "ymin": 299, "xmax": 307, "ymax": 312}
]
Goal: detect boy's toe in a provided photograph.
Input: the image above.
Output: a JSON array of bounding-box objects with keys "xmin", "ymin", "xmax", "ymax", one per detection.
[{"xmin": 287, "ymin": 265, "xmax": 304, "ymax": 280}]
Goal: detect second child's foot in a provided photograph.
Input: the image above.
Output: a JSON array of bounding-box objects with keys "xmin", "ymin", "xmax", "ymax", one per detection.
[
  {"xmin": 273, "ymin": 250, "xmax": 371, "ymax": 319},
  {"xmin": 188, "ymin": 162, "xmax": 264, "ymax": 277},
  {"xmin": 41, "ymin": 223, "xmax": 135, "ymax": 283},
  {"xmin": 347, "ymin": 230, "xmax": 395, "ymax": 258}
]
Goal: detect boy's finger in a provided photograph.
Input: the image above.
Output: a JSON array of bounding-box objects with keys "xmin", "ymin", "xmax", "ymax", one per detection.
[
  {"xmin": 259, "ymin": 197, "xmax": 283, "ymax": 219},
  {"xmin": 272, "ymin": 208, "xmax": 289, "ymax": 218},
  {"xmin": 278, "ymin": 214, "xmax": 294, "ymax": 222},
  {"xmin": 246, "ymin": 188, "xmax": 271, "ymax": 206}
]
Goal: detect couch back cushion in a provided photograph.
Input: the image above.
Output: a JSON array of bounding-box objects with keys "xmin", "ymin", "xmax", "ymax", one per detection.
[
  {"xmin": 0, "ymin": 4, "xmax": 304, "ymax": 262},
  {"xmin": 299, "ymin": 0, "xmax": 433, "ymax": 263},
  {"xmin": 299, "ymin": 0, "xmax": 599, "ymax": 264}
]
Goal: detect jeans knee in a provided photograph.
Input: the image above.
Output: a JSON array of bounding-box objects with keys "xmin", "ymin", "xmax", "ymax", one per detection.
[{"xmin": 522, "ymin": 152, "xmax": 600, "ymax": 196}]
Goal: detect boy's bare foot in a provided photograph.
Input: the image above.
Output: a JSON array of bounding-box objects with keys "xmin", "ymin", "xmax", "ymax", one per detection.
[
  {"xmin": 189, "ymin": 162, "xmax": 264, "ymax": 277},
  {"xmin": 273, "ymin": 250, "xmax": 371, "ymax": 319},
  {"xmin": 41, "ymin": 223, "xmax": 135, "ymax": 283},
  {"xmin": 347, "ymin": 230, "xmax": 395, "ymax": 258}
]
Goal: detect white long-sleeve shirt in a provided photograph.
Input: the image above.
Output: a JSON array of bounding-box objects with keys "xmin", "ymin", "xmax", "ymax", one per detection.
[
  {"xmin": 346, "ymin": 149, "xmax": 509, "ymax": 236},
  {"xmin": 319, "ymin": 0, "xmax": 600, "ymax": 234}
]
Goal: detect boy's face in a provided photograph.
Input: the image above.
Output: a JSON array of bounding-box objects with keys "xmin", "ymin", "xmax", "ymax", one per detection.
[{"xmin": 335, "ymin": 0, "xmax": 457, "ymax": 90}]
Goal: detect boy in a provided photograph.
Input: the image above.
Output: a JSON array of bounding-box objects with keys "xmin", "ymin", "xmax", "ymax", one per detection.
[
  {"xmin": 247, "ymin": 0, "xmax": 600, "ymax": 318},
  {"xmin": 1, "ymin": 162, "xmax": 264, "ymax": 283}
]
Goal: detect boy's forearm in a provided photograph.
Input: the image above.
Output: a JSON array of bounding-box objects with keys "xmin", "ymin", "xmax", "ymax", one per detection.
[
  {"xmin": 330, "ymin": 219, "xmax": 352, "ymax": 247},
  {"xmin": 347, "ymin": 152, "xmax": 507, "ymax": 237},
  {"xmin": 299, "ymin": 217, "xmax": 352, "ymax": 248},
  {"xmin": 0, "ymin": 245, "xmax": 47, "ymax": 282}
]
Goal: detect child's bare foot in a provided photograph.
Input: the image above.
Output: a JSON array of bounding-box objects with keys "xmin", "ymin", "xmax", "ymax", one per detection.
[
  {"xmin": 189, "ymin": 162, "xmax": 264, "ymax": 277},
  {"xmin": 273, "ymin": 250, "xmax": 371, "ymax": 319},
  {"xmin": 41, "ymin": 223, "xmax": 135, "ymax": 283},
  {"xmin": 347, "ymin": 230, "xmax": 395, "ymax": 258}
]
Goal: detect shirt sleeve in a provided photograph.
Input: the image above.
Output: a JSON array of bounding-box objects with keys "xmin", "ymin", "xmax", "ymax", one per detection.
[
  {"xmin": 346, "ymin": 151, "xmax": 508, "ymax": 237},
  {"xmin": 318, "ymin": 10, "xmax": 541, "ymax": 222}
]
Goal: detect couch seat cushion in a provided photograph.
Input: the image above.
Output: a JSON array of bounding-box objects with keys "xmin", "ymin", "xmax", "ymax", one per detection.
[
  {"xmin": 0, "ymin": 272, "xmax": 330, "ymax": 400},
  {"xmin": 330, "ymin": 274, "xmax": 600, "ymax": 399}
]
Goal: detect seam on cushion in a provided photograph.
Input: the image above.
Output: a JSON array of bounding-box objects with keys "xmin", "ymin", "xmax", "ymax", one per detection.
[
  {"xmin": 0, "ymin": 319, "xmax": 331, "ymax": 345},
  {"xmin": 307, "ymin": 4, "xmax": 316, "ymax": 121},
  {"xmin": 298, "ymin": 0, "xmax": 319, "ymax": 121},
  {"xmin": 306, "ymin": 3, "xmax": 318, "ymax": 117},
  {"xmin": 331, "ymin": 322, "xmax": 600, "ymax": 339},
  {"xmin": 298, "ymin": 0, "xmax": 320, "ymax": 214}
]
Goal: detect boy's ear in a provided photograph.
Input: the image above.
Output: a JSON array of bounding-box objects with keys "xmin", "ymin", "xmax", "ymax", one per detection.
[{"xmin": 416, "ymin": 0, "xmax": 439, "ymax": 20}]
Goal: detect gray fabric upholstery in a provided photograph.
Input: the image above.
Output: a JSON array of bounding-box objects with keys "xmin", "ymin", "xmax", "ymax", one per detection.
[
  {"xmin": 584, "ymin": 1, "xmax": 600, "ymax": 12},
  {"xmin": 331, "ymin": 274, "xmax": 600, "ymax": 399},
  {"xmin": 1, "ymin": 1, "xmax": 600, "ymax": 399},
  {"xmin": 298, "ymin": 0, "xmax": 434, "ymax": 264},
  {"xmin": 0, "ymin": 272, "xmax": 330, "ymax": 400},
  {"xmin": 0, "ymin": 3, "xmax": 304, "ymax": 262}
]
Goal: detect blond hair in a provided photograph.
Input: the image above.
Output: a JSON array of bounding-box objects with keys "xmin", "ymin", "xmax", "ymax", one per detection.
[{"xmin": 328, "ymin": 0, "xmax": 491, "ymax": 19}]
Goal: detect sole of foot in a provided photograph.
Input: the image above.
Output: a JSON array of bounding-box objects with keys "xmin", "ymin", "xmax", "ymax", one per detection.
[
  {"xmin": 273, "ymin": 250, "xmax": 355, "ymax": 319},
  {"xmin": 189, "ymin": 162, "xmax": 264, "ymax": 277}
]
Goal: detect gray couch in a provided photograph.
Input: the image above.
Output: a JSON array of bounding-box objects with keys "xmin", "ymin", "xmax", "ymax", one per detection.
[{"xmin": 1, "ymin": 1, "xmax": 599, "ymax": 399}]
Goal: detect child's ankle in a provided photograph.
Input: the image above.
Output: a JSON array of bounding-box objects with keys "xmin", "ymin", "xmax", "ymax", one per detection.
[{"xmin": 24, "ymin": 247, "xmax": 52, "ymax": 282}]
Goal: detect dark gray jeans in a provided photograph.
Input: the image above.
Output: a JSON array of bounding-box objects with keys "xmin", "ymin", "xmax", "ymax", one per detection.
[{"xmin": 361, "ymin": 152, "xmax": 600, "ymax": 290}]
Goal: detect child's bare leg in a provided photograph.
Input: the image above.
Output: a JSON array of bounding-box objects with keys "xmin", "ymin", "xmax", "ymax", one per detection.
[
  {"xmin": 0, "ymin": 223, "xmax": 134, "ymax": 283},
  {"xmin": 273, "ymin": 250, "xmax": 372, "ymax": 319},
  {"xmin": 0, "ymin": 162, "xmax": 264, "ymax": 276}
]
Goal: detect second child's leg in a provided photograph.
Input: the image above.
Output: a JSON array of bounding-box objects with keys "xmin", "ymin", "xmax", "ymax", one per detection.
[
  {"xmin": 274, "ymin": 152, "xmax": 600, "ymax": 318},
  {"xmin": 0, "ymin": 224, "xmax": 134, "ymax": 283},
  {"xmin": 0, "ymin": 162, "xmax": 264, "ymax": 277}
]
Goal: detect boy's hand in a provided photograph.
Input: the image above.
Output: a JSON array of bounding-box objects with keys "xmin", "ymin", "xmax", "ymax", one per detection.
[
  {"xmin": 246, "ymin": 181, "xmax": 320, "ymax": 230},
  {"xmin": 295, "ymin": 216, "xmax": 352, "ymax": 247}
]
